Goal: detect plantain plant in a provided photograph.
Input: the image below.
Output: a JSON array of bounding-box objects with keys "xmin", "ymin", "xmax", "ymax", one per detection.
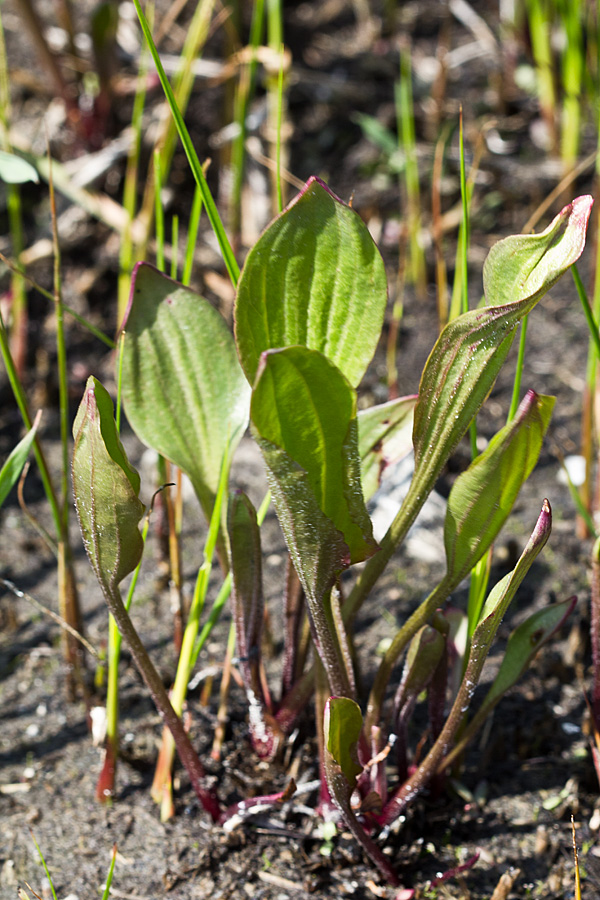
[{"xmin": 72, "ymin": 177, "xmax": 591, "ymax": 884}]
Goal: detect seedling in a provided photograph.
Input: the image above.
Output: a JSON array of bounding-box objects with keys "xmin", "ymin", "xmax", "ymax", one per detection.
[{"xmin": 73, "ymin": 176, "xmax": 592, "ymax": 884}]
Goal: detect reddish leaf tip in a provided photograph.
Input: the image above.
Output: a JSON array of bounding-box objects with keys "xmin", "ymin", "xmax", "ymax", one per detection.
[
  {"xmin": 563, "ymin": 194, "xmax": 594, "ymax": 225},
  {"xmin": 299, "ymin": 175, "xmax": 345, "ymax": 205}
]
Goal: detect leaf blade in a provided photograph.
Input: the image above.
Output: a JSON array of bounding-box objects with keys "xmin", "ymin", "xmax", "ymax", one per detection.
[
  {"xmin": 0, "ymin": 412, "xmax": 40, "ymax": 508},
  {"xmin": 357, "ymin": 395, "xmax": 416, "ymax": 502},
  {"xmin": 120, "ymin": 263, "xmax": 250, "ymax": 522},
  {"xmin": 72, "ymin": 378, "xmax": 145, "ymax": 595},
  {"xmin": 235, "ymin": 177, "xmax": 387, "ymax": 387},
  {"xmin": 251, "ymin": 346, "xmax": 378, "ymax": 583},
  {"xmin": 444, "ymin": 390, "xmax": 555, "ymax": 583}
]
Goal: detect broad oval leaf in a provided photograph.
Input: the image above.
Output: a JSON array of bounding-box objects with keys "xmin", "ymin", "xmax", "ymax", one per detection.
[
  {"xmin": 444, "ymin": 390, "xmax": 555, "ymax": 583},
  {"xmin": 120, "ymin": 263, "xmax": 250, "ymax": 524},
  {"xmin": 235, "ymin": 176, "xmax": 387, "ymax": 387},
  {"xmin": 324, "ymin": 696, "xmax": 363, "ymax": 790},
  {"xmin": 251, "ymin": 346, "xmax": 378, "ymax": 604},
  {"xmin": 0, "ymin": 411, "xmax": 40, "ymax": 508},
  {"xmin": 72, "ymin": 377, "xmax": 144, "ymax": 595},
  {"xmin": 358, "ymin": 395, "xmax": 416, "ymax": 502}
]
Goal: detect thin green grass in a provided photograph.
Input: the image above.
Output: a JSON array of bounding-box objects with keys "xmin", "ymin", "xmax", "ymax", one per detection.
[
  {"xmin": 396, "ymin": 46, "xmax": 426, "ymax": 298},
  {"xmin": 132, "ymin": 0, "xmax": 239, "ymax": 285},
  {"xmin": 118, "ymin": 5, "xmax": 151, "ymax": 324},
  {"xmin": 29, "ymin": 832, "xmax": 58, "ymax": 900},
  {"xmin": 0, "ymin": 9, "xmax": 27, "ymax": 375},
  {"xmin": 229, "ymin": 0, "xmax": 265, "ymax": 240}
]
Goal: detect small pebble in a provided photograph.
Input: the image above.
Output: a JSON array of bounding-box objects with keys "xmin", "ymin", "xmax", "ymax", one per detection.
[{"xmin": 589, "ymin": 807, "xmax": 600, "ymax": 831}]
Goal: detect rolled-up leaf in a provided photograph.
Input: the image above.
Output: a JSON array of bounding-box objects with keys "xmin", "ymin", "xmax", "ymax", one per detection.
[
  {"xmin": 346, "ymin": 197, "xmax": 592, "ymax": 623},
  {"xmin": 72, "ymin": 377, "xmax": 221, "ymax": 822},
  {"xmin": 413, "ymin": 198, "xmax": 592, "ymax": 509},
  {"xmin": 228, "ymin": 491, "xmax": 281, "ymax": 758},
  {"xmin": 379, "ymin": 499, "xmax": 553, "ymax": 827},
  {"xmin": 72, "ymin": 377, "xmax": 144, "ymax": 593}
]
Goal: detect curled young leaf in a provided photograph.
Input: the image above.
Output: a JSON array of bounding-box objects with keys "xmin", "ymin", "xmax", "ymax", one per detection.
[
  {"xmin": 324, "ymin": 696, "xmax": 363, "ymax": 791},
  {"xmin": 483, "ymin": 196, "xmax": 593, "ymax": 308},
  {"xmin": 345, "ymin": 200, "xmax": 591, "ymax": 626},
  {"xmin": 412, "ymin": 198, "xmax": 592, "ymax": 528},
  {"xmin": 395, "ymin": 624, "xmax": 446, "ymax": 713},
  {"xmin": 72, "ymin": 377, "xmax": 144, "ymax": 595},
  {"xmin": 228, "ymin": 491, "xmax": 281, "ymax": 758},
  {"xmin": 379, "ymin": 500, "xmax": 553, "ymax": 827}
]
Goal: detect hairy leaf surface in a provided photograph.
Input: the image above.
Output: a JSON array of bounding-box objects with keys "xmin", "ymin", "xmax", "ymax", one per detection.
[
  {"xmin": 72, "ymin": 377, "xmax": 144, "ymax": 595},
  {"xmin": 251, "ymin": 347, "xmax": 378, "ymax": 603},
  {"xmin": 120, "ymin": 263, "xmax": 250, "ymax": 523}
]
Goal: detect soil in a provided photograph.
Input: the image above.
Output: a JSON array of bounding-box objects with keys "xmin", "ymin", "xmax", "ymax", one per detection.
[{"xmin": 1, "ymin": 1, "xmax": 600, "ymax": 899}]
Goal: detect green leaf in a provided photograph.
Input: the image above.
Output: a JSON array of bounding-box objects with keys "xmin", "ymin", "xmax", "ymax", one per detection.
[
  {"xmin": 228, "ymin": 491, "xmax": 264, "ymax": 680},
  {"xmin": 378, "ymin": 501, "xmax": 553, "ymax": 828},
  {"xmin": 120, "ymin": 263, "xmax": 250, "ymax": 523},
  {"xmin": 324, "ymin": 696, "xmax": 363, "ymax": 790},
  {"xmin": 444, "ymin": 390, "xmax": 554, "ymax": 583},
  {"xmin": 479, "ymin": 596, "xmax": 575, "ymax": 713},
  {"xmin": 0, "ymin": 412, "xmax": 40, "ymax": 508},
  {"xmin": 251, "ymin": 347, "xmax": 378, "ymax": 601},
  {"xmin": 357, "ymin": 396, "xmax": 416, "ymax": 502},
  {"xmin": 227, "ymin": 490, "xmax": 280, "ymax": 758},
  {"xmin": 411, "ymin": 196, "xmax": 592, "ymax": 515},
  {"xmin": 396, "ymin": 624, "xmax": 446, "ymax": 710},
  {"xmin": 483, "ymin": 196, "xmax": 593, "ymax": 307},
  {"xmin": 0, "ymin": 150, "xmax": 39, "ymax": 184},
  {"xmin": 476, "ymin": 499, "xmax": 552, "ymax": 638},
  {"xmin": 235, "ymin": 177, "xmax": 388, "ymax": 388},
  {"xmin": 72, "ymin": 377, "xmax": 145, "ymax": 595}
]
